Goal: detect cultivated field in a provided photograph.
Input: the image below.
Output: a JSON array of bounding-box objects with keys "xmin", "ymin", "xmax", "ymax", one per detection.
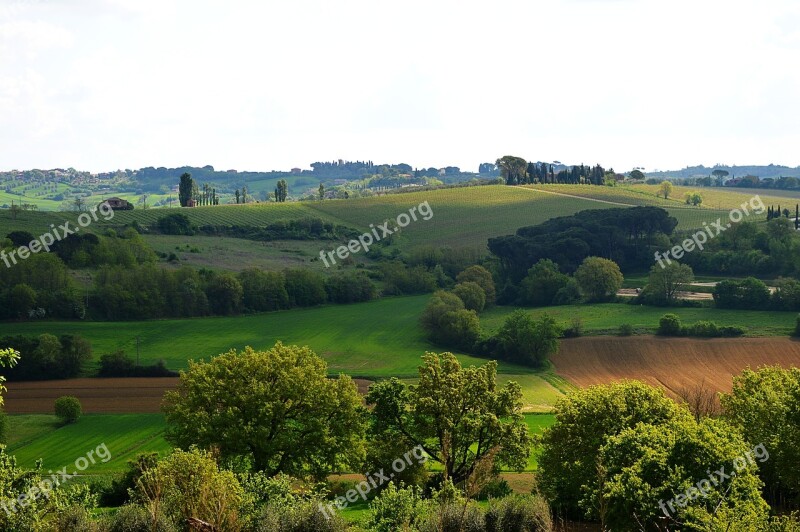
[{"xmin": 551, "ymin": 336, "xmax": 800, "ymax": 398}]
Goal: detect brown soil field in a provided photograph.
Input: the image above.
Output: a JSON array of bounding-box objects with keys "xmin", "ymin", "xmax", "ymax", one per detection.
[
  {"xmin": 3, "ymin": 377, "xmax": 374, "ymax": 414},
  {"xmin": 552, "ymin": 336, "xmax": 800, "ymax": 397}
]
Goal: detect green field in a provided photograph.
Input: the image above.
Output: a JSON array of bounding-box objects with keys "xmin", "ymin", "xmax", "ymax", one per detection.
[{"xmin": 6, "ymin": 414, "xmax": 170, "ymax": 475}]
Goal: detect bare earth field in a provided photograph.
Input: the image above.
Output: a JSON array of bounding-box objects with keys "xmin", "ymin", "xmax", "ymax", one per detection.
[
  {"xmin": 552, "ymin": 336, "xmax": 800, "ymax": 397},
  {"xmin": 3, "ymin": 377, "xmax": 374, "ymax": 414}
]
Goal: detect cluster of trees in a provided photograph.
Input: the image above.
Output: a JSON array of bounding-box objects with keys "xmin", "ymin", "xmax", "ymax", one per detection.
[
  {"xmin": 419, "ymin": 266, "xmax": 562, "ymax": 367},
  {"xmin": 495, "ymin": 156, "xmax": 612, "ymax": 186},
  {"xmin": 509, "ymin": 257, "xmax": 623, "ymax": 307},
  {"xmin": 274, "ymin": 179, "xmax": 288, "ymax": 202},
  {"xmin": 767, "ymin": 204, "xmax": 799, "ymax": 228},
  {"xmin": 489, "ymin": 206, "xmax": 675, "ymax": 282},
  {"xmin": 0, "ymin": 253, "xmax": 85, "ymax": 319},
  {"xmin": 0, "ymin": 334, "xmax": 91, "ymax": 380},
  {"xmin": 92, "ymin": 265, "xmax": 377, "ymax": 320},
  {"xmin": 656, "ymin": 313, "xmax": 746, "ymax": 337},
  {"xmin": 712, "ymin": 276, "xmax": 800, "ymax": 311}
]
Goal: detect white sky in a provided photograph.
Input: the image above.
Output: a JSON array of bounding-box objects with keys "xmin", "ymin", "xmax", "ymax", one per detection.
[{"xmin": 1, "ymin": 0, "xmax": 799, "ymax": 173}]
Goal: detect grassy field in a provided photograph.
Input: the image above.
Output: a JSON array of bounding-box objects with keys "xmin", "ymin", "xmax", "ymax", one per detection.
[
  {"xmin": 482, "ymin": 302, "xmax": 799, "ymax": 336},
  {"xmin": 6, "ymin": 414, "xmax": 170, "ymax": 475}
]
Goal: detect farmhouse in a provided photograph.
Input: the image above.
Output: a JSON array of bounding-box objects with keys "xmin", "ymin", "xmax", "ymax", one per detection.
[{"xmin": 102, "ymin": 197, "xmax": 133, "ymax": 210}]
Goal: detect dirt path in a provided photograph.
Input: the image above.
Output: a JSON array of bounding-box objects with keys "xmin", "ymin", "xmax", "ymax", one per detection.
[{"xmin": 515, "ymin": 186, "xmax": 637, "ymax": 207}]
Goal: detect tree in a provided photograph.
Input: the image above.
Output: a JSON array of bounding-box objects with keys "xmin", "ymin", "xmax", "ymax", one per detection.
[
  {"xmin": 206, "ymin": 273, "xmax": 243, "ymax": 315},
  {"xmin": 452, "ymin": 282, "xmax": 486, "ymax": 312},
  {"xmin": 275, "ymin": 179, "xmax": 288, "ymax": 202},
  {"xmin": 685, "ymin": 191, "xmax": 703, "ymax": 206},
  {"xmin": 538, "ymin": 381, "xmax": 693, "ymax": 518},
  {"xmin": 163, "ymin": 343, "xmax": 366, "ymax": 478},
  {"xmin": 178, "ymin": 172, "xmax": 194, "ymax": 207},
  {"xmin": 574, "ymin": 257, "xmax": 623, "ymax": 302},
  {"xmin": 628, "ymin": 169, "xmax": 645, "ymax": 180},
  {"xmin": 496, "ymin": 156, "xmax": 528, "ymax": 185},
  {"xmin": 645, "ymin": 262, "xmax": 693, "ymax": 304},
  {"xmin": 9, "ymin": 283, "xmax": 36, "ymax": 317},
  {"xmin": 721, "ymin": 366, "xmax": 800, "ymax": 506},
  {"xmin": 54, "ymin": 396, "xmax": 82, "ymax": 424},
  {"xmin": 595, "ymin": 416, "xmax": 768, "ymax": 530},
  {"xmin": 518, "ymin": 259, "xmax": 570, "ymax": 306},
  {"xmin": 318, "ymin": 183, "xmax": 325, "ymax": 201},
  {"xmin": 658, "ymin": 180, "xmax": 673, "ymax": 199},
  {"xmin": 366, "ymin": 352, "xmax": 532, "ymax": 485},
  {"xmin": 235, "ymin": 189, "xmax": 240, "ymax": 204},
  {"xmin": 456, "ymin": 265, "xmax": 496, "ymax": 305},
  {"xmin": 419, "ymin": 291, "xmax": 480, "ymax": 350},
  {"xmin": 136, "ymin": 447, "xmax": 245, "ymax": 530},
  {"xmin": 494, "ymin": 310, "xmax": 560, "ymax": 367},
  {"xmin": 0, "ymin": 348, "xmax": 20, "ymax": 409}
]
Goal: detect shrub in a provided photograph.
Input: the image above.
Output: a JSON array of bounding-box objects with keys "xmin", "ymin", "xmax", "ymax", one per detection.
[
  {"xmin": 255, "ymin": 500, "xmax": 349, "ymax": 532},
  {"xmin": 618, "ymin": 323, "xmax": 634, "ymax": 336},
  {"xmin": 103, "ymin": 504, "xmax": 177, "ymax": 532},
  {"xmin": 657, "ymin": 313, "xmax": 682, "ymax": 336},
  {"xmin": 54, "ymin": 396, "xmax": 82, "ymax": 424},
  {"xmin": 476, "ymin": 478, "xmax": 513, "ymax": 501},
  {"xmin": 365, "ymin": 483, "xmax": 425, "ymax": 532},
  {"xmin": 485, "ymin": 494, "xmax": 553, "ymax": 532},
  {"xmin": 52, "ymin": 505, "xmax": 98, "ymax": 532},
  {"xmin": 562, "ymin": 317, "xmax": 583, "ymax": 338},
  {"xmin": 689, "ymin": 320, "xmax": 719, "ymax": 337},
  {"xmin": 720, "ymin": 325, "xmax": 746, "ymax": 337},
  {"xmin": 417, "ymin": 501, "xmax": 486, "ymax": 532},
  {"xmin": 452, "ymin": 281, "xmax": 486, "ymax": 312}
]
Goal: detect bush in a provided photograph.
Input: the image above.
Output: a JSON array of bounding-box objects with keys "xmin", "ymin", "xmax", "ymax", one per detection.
[
  {"xmin": 476, "ymin": 478, "xmax": 513, "ymax": 500},
  {"xmin": 485, "ymin": 494, "xmax": 553, "ymax": 532},
  {"xmin": 54, "ymin": 396, "xmax": 82, "ymax": 424},
  {"xmin": 720, "ymin": 325, "xmax": 746, "ymax": 337},
  {"xmin": 688, "ymin": 320, "xmax": 719, "ymax": 337},
  {"xmin": 657, "ymin": 313, "xmax": 682, "ymax": 336},
  {"xmin": 618, "ymin": 323, "xmax": 634, "ymax": 336},
  {"xmin": 562, "ymin": 317, "xmax": 583, "ymax": 338},
  {"xmin": 452, "ymin": 281, "xmax": 486, "ymax": 312},
  {"xmin": 417, "ymin": 501, "xmax": 486, "ymax": 532},
  {"xmin": 103, "ymin": 504, "xmax": 177, "ymax": 532},
  {"xmin": 255, "ymin": 500, "xmax": 349, "ymax": 532},
  {"xmin": 52, "ymin": 505, "xmax": 98, "ymax": 532},
  {"xmin": 366, "ymin": 482, "xmax": 425, "ymax": 532}
]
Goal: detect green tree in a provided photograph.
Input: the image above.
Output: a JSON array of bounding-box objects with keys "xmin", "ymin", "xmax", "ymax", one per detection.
[
  {"xmin": 456, "ymin": 265, "xmax": 496, "ymax": 305},
  {"xmin": 178, "ymin": 172, "xmax": 194, "ymax": 207},
  {"xmin": 518, "ymin": 259, "xmax": 569, "ymax": 306},
  {"xmin": 419, "ymin": 291, "xmax": 480, "ymax": 350},
  {"xmin": 275, "ymin": 179, "xmax": 288, "ymax": 202},
  {"xmin": 628, "ymin": 169, "xmax": 645, "ymax": 180},
  {"xmin": 721, "ymin": 366, "xmax": 800, "ymax": 505},
  {"xmin": 163, "ymin": 343, "xmax": 366, "ymax": 478},
  {"xmin": 9, "ymin": 283, "xmax": 36, "ymax": 317},
  {"xmin": 658, "ymin": 180, "xmax": 673, "ymax": 199},
  {"xmin": 452, "ymin": 281, "xmax": 486, "ymax": 312},
  {"xmin": 574, "ymin": 257, "xmax": 623, "ymax": 302},
  {"xmin": 595, "ymin": 417, "xmax": 768, "ymax": 530},
  {"xmin": 645, "ymin": 261, "xmax": 693, "ymax": 304},
  {"xmin": 685, "ymin": 191, "xmax": 703, "ymax": 206},
  {"xmin": 538, "ymin": 381, "xmax": 692, "ymax": 518},
  {"xmin": 494, "ymin": 310, "xmax": 560, "ymax": 367},
  {"xmin": 136, "ymin": 447, "xmax": 245, "ymax": 530},
  {"xmin": 366, "ymin": 352, "xmax": 532, "ymax": 485},
  {"xmin": 318, "ymin": 183, "xmax": 324, "ymax": 201},
  {"xmin": 206, "ymin": 273, "xmax": 243, "ymax": 315},
  {"xmin": 0, "ymin": 348, "xmax": 20, "ymax": 409},
  {"xmin": 54, "ymin": 396, "xmax": 82, "ymax": 424},
  {"xmin": 496, "ymin": 155, "xmax": 528, "ymax": 186}
]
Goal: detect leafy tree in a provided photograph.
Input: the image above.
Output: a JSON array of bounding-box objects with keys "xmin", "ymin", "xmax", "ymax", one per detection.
[
  {"xmin": 206, "ymin": 273, "xmax": 243, "ymax": 315},
  {"xmin": 318, "ymin": 183, "xmax": 324, "ymax": 200},
  {"xmin": 275, "ymin": 179, "xmax": 288, "ymax": 202},
  {"xmin": 721, "ymin": 366, "xmax": 800, "ymax": 505},
  {"xmin": 518, "ymin": 259, "xmax": 570, "ymax": 306},
  {"xmin": 238, "ymin": 268, "xmax": 289, "ymax": 311},
  {"xmin": 574, "ymin": 257, "xmax": 623, "ymax": 302},
  {"xmin": 136, "ymin": 447, "xmax": 244, "ymax": 530},
  {"xmin": 284, "ymin": 269, "xmax": 327, "ymax": 306},
  {"xmin": 5, "ymin": 231, "xmax": 35, "ymax": 248},
  {"xmin": 178, "ymin": 172, "xmax": 194, "ymax": 207},
  {"xmin": 9, "ymin": 283, "xmax": 36, "ymax": 318},
  {"xmin": 494, "ymin": 310, "xmax": 560, "ymax": 367},
  {"xmin": 366, "ymin": 353, "xmax": 532, "ymax": 485},
  {"xmin": 628, "ymin": 169, "xmax": 645, "ymax": 180},
  {"xmin": 657, "ymin": 313, "xmax": 683, "ymax": 335},
  {"xmin": 163, "ymin": 343, "xmax": 366, "ymax": 478},
  {"xmin": 645, "ymin": 262, "xmax": 693, "ymax": 304},
  {"xmin": 595, "ymin": 417, "xmax": 768, "ymax": 530},
  {"xmin": 456, "ymin": 265, "xmax": 496, "ymax": 305},
  {"xmin": 0, "ymin": 348, "xmax": 19, "ymax": 409},
  {"xmin": 538, "ymin": 381, "xmax": 693, "ymax": 518},
  {"xmin": 452, "ymin": 281, "xmax": 486, "ymax": 312},
  {"xmin": 713, "ymin": 277, "xmax": 771, "ymax": 310},
  {"xmin": 156, "ymin": 213, "xmax": 194, "ymax": 235},
  {"xmin": 54, "ymin": 395, "xmax": 82, "ymax": 424},
  {"xmin": 658, "ymin": 180, "xmax": 673, "ymax": 199},
  {"xmin": 419, "ymin": 291, "xmax": 480, "ymax": 350},
  {"xmin": 685, "ymin": 191, "xmax": 703, "ymax": 206},
  {"xmin": 496, "ymin": 155, "xmax": 528, "ymax": 185}
]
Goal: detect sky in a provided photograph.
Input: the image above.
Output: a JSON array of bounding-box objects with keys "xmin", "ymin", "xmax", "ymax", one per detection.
[{"xmin": 1, "ymin": 0, "xmax": 799, "ymax": 174}]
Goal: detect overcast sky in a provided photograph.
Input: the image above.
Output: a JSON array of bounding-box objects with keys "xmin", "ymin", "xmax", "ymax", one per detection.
[{"xmin": 1, "ymin": 0, "xmax": 799, "ymax": 173}]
